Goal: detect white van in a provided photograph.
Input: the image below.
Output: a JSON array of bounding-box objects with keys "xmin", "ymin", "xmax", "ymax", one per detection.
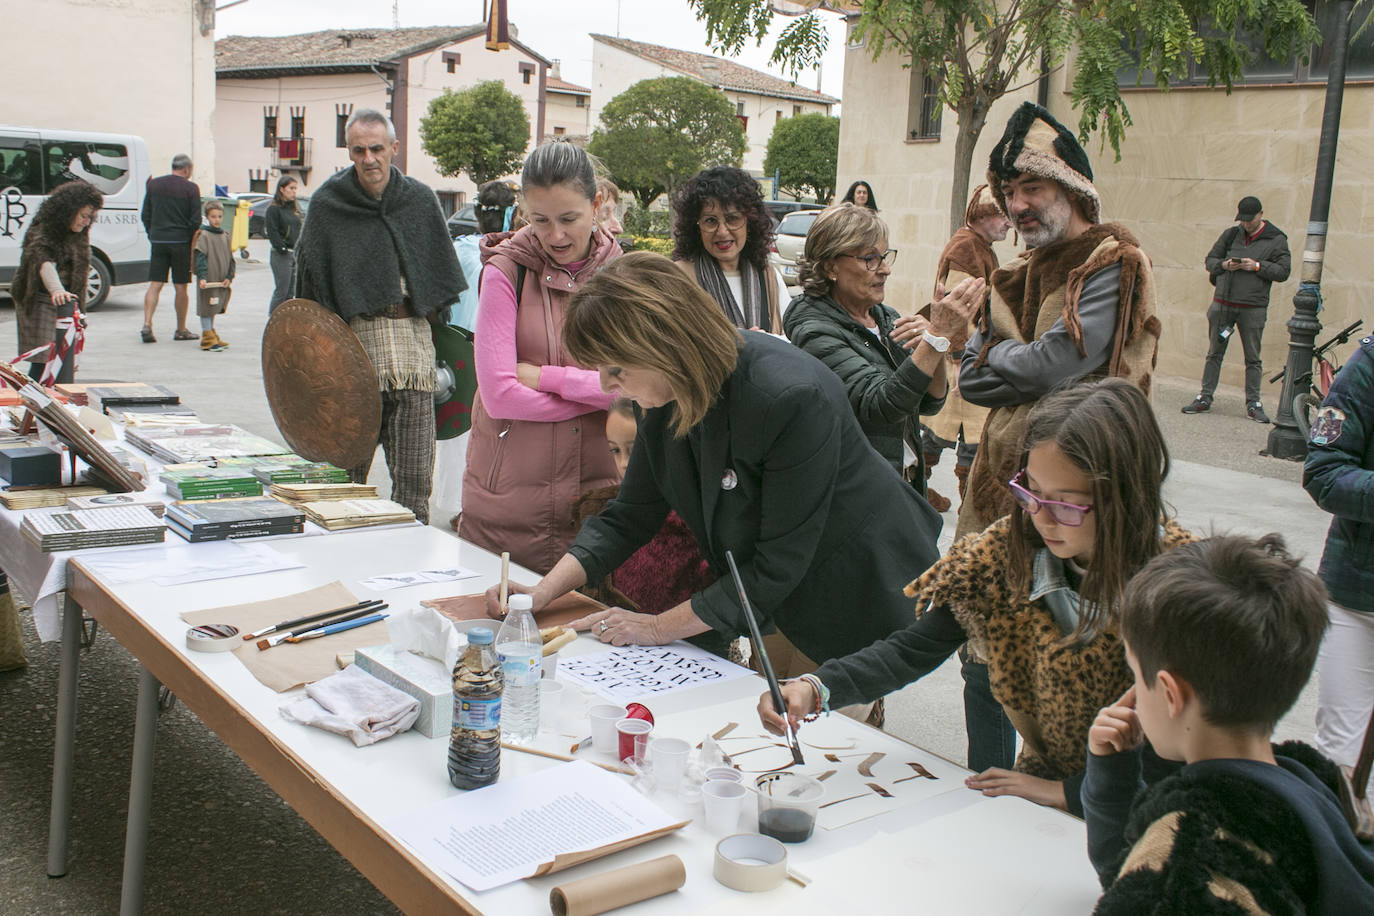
[{"xmin": 0, "ymin": 127, "xmax": 152, "ymax": 309}]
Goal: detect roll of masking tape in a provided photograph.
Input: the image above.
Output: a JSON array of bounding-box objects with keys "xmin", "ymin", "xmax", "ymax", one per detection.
[
  {"xmin": 186, "ymin": 623, "xmax": 241, "ymax": 653},
  {"xmin": 713, "ymin": 833, "xmax": 788, "ymax": 892}
]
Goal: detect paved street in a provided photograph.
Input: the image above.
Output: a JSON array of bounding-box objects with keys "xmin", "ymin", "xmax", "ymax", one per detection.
[{"xmin": 0, "ymin": 239, "xmax": 1337, "ymax": 914}]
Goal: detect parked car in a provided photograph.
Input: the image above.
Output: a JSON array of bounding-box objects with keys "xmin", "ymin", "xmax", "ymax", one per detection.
[
  {"xmin": 762, "ymin": 199, "xmax": 824, "ymax": 229},
  {"xmin": 446, "ymin": 203, "xmax": 478, "ymax": 239},
  {"xmin": 0, "ymin": 126, "xmax": 151, "ymax": 310},
  {"xmin": 247, "ymin": 195, "xmax": 307, "ymax": 240},
  {"xmin": 769, "ymin": 209, "xmax": 821, "ymax": 291}
]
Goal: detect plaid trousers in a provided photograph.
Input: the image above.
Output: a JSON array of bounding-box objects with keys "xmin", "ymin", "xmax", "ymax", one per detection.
[{"xmin": 348, "ymin": 388, "xmax": 435, "ymax": 524}]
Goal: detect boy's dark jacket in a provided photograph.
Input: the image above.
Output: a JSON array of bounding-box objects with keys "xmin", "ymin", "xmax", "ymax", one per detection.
[
  {"xmin": 1303, "ymin": 335, "xmax": 1374, "ymax": 613},
  {"xmin": 1086, "ymin": 741, "xmax": 1374, "ymax": 914}
]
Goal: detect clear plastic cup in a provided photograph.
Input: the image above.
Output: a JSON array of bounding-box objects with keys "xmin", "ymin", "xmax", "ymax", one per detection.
[
  {"xmin": 754, "ymin": 772, "xmax": 824, "ymax": 843},
  {"xmin": 648, "ymin": 737, "xmax": 691, "ymax": 792}
]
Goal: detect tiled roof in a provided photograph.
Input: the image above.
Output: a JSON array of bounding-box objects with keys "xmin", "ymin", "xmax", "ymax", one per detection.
[
  {"xmin": 547, "ymin": 77, "xmax": 590, "ymax": 95},
  {"xmin": 217, "ymin": 25, "xmax": 488, "ymax": 74},
  {"xmin": 590, "ymin": 33, "xmax": 838, "ymax": 105}
]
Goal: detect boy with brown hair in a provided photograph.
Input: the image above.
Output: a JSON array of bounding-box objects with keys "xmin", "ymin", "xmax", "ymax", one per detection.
[
  {"xmin": 192, "ymin": 199, "xmax": 234, "ymax": 351},
  {"xmin": 1083, "ymin": 534, "xmax": 1374, "ymax": 913}
]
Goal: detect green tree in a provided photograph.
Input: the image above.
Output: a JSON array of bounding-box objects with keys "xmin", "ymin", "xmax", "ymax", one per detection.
[
  {"xmin": 419, "ymin": 80, "xmax": 530, "ymax": 185},
  {"xmin": 588, "ymin": 76, "xmax": 747, "ymax": 208},
  {"xmin": 690, "ymin": 0, "xmax": 1319, "ymax": 234},
  {"xmin": 764, "ymin": 112, "xmax": 840, "ymax": 203}
]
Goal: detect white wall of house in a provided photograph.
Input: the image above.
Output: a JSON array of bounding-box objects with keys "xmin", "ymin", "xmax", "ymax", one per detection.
[
  {"xmin": 402, "ymin": 38, "xmax": 545, "ymax": 198},
  {"xmin": 591, "ymin": 40, "xmax": 829, "ymax": 175},
  {"xmin": 545, "ymin": 91, "xmax": 591, "ymax": 140},
  {"xmin": 216, "ymin": 39, "xmax": 544, "ymax": 203},
  {"xmin": 215, "ymin": 73, "xmax": 389, "ymax": 194},
  {"xmin": 2, "ymin": 0, "xmax": 216, "ymax": 188}
]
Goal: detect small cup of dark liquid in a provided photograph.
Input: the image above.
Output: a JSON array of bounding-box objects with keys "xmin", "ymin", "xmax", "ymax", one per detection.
[{"xmin": 754, "ymin": 773, "xmax": 824, "ymax": 843}]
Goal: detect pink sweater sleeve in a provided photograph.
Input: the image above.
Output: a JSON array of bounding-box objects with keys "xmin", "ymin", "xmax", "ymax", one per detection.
[{"xmin": 475, "ymin": 265, "xmax": 613, "ymax": 421}]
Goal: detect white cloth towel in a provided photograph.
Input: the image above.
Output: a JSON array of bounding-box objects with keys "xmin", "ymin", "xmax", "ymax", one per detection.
[{"xmin": 280, "ymin": 664, "xmax": 420, "ymax": 746}]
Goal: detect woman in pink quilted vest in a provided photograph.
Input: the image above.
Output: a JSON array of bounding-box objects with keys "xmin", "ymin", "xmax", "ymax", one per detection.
[{"xmin": 459, "ymin": 142, "xmax": 622, "ymax": 573}]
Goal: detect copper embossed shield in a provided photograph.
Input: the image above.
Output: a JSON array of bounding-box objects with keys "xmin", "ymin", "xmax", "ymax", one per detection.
[{"xmin": 262, "ymin": 299, "xmax": 381, "ymax": 469}]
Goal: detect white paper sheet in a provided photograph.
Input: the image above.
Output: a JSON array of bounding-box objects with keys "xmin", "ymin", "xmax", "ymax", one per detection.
[
  {"xmin": 388, "ymin": 760, "xmax": 680, "ymax": 892},
  {"xmin": 358, "ymin": 566, "xmax": 479, "ymax": 591},
  {"xmin": 74, "ymin": 539, "xmax": 305, "ymax": 586},
  {"xmin": 557, "ymin": 642, "xmax": 755, "ymax": 702}
]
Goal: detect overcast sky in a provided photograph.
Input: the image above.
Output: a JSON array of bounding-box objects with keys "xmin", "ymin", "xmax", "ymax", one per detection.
[{"xmin": 216, "ymin": 0, "xmax": 849, "ymax": 102}]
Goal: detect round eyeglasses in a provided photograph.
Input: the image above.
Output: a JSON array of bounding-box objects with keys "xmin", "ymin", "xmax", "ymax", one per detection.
[
  {"xmin": 1007, "ymin": 469, "xmax": 1094, "ymax": 527},
  {"xmin": 698, "ymin": 212, "xmax": 747, "ymax": 232}
]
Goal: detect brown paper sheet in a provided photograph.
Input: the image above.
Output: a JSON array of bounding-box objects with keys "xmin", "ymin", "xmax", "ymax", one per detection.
[
  {"xmin": 421, "ymin": 590, "xmax": 605, "ymax": 631},
  {"xmin": 548, "ymin": 854, "xmax": 687, "ymax": 916},
  {"xmin": 181, "ymin": 581, "xmax": 389, "ymax": 692}
]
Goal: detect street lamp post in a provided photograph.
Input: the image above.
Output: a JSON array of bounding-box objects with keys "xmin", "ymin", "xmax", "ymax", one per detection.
[{"xmin": 1267, "ymin": 0, "xmax": 1354, "ymax": 460}]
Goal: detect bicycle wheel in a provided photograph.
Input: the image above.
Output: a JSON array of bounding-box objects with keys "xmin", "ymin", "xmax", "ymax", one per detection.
[{"xmin": 1294, "ymin": 392, "xmax": 1320, "ymax": 440}]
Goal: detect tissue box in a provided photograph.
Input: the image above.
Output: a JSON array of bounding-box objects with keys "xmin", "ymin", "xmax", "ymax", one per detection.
[{"xmin": 354, "ymin": 644, "xmax": 451, "ymax": 739}]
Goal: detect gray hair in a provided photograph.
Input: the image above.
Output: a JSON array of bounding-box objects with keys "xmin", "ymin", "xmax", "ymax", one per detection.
[
  {"xmin": 522, "ymin": 140, "xmax": 597, "ymax": 200},
  {"xmin": 171, "ymin": 154, "xmax": 192, "ymax": 172},
  {"xmin": 345, "ymin": 108, "xmax": 397, "ymax": 142}
]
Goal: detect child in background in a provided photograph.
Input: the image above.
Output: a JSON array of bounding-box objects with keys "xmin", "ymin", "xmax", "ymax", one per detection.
[
  {"xmin": 573, "ymin": 399, "xmax": 720, "ymax": 655},
  {"xmin": 760, "ymin": 379, "xmax": 1194, "ymax": 814},
  {"xmin": 193, "ymin": 200, "xmax": 234, "ymax": 351},
  {"xmin": 1084, "ymin": 534, "xmax": 1374, "ymax": 912}
]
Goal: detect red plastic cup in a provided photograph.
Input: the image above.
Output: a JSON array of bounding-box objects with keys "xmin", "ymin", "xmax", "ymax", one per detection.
[
  {"xmin": 616, "ymin": 718, "xmax": 653, "ymax": 762},
  {"xmin": 624, "ymin": 702, "xmax": 654, "ymax": 725}
]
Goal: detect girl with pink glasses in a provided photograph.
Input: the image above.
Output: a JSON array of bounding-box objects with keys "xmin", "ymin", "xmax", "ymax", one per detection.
[{"xmin": 759, "ymin": 378, "xmax": 1194, "ymax": 817}]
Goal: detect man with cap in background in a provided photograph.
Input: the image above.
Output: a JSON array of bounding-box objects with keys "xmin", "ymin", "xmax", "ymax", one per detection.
[
  {"xmin": 1182, "ymin": 196, "xmax": 1291, "ymax": 422},
  {"xmin": 957, "ymin": 101, "xmax": 1161, "ymax": 541}
]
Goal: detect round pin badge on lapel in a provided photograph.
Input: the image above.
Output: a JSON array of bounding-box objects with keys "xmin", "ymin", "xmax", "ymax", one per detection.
[{"xmin": 721, "ymin": 469, "xmax": 738, "ymax": 491}]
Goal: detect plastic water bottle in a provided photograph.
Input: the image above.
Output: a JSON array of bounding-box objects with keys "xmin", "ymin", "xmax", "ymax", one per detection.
[
  {"xmin": 496, "ymin": 594, "xmax": 541, "ymax": 744},
  {"xmin": 448, "ymin": 626, "xmax": 503, "ymax": 790}
]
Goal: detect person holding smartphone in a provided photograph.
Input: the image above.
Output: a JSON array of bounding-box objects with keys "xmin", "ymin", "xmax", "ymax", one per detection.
[{"xmin": 1183, "ymin": 196, "xmax": 1291, "ymax": 422}]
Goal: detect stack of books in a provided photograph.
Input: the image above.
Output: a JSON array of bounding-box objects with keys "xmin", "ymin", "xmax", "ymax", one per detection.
[
  {"xmin": 1, "ymin": 485, "xmax": 109, "ymax": 511},
  {"xmin": 159, "ymin": 464, "xmax": 263, "ymax": 501},
  {"xmin": 214, "ymin": 455, "xmax": 350, "ymax": 485},
  {"xmin": 67, "ymin": 491, "xmax": 167, "ymax": 517},
  {"xmin": 164, "ymin": 498, "xmax": 306, "ymax": 542},
  {"xmin": 88, "ymin": 384, "xmax": 180, "ymax": 413},
  {"xmin": 271, "ymin": 482, "xmax": 378, "ymax": 504},
  {"xmin": 300, "ymin": 498, "xmax": 415, "ymax": 531},
  {"xmin": 126, "ymin": 425, "xmax": 287, "ymax": 465},
  {"xmin": 21, "ymin": 505, "xmax": 166, "ymax": 552}
]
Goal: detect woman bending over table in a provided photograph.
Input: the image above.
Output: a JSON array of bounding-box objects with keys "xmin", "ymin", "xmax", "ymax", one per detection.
[{"xmin": 487, "ymin": 251, "xmax": 943, "ymax": 674}]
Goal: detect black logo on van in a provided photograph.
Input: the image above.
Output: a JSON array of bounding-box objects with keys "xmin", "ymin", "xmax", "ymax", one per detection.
[{"xmin": 1, "ymin": 186, "xmax": 27, "ymax": 239}]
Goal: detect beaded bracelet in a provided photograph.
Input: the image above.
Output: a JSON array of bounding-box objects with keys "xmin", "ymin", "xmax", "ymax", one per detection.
[{"xmin": 793, "ymin": 674, "xmax": 830, "ymax": 722}]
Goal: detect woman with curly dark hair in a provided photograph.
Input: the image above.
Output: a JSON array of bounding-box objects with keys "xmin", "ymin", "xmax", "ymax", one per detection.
[
  {"xmin": 671, "ymin": 166, "xmax": 788, "ymax": 334},
  {"xmin": 841, "ymin": 180, "xmax": 878, "ymax": 211},
  {"xmin": 11, "ymin": 180, "xmax": 103, "ymax": 383}
]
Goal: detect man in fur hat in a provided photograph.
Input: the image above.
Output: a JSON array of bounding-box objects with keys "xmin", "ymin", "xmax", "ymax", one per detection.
[
  {"xmin": 294, "ymin": 109, "xmax": 467, "ymax": 523},
  {"xmin": 922, "ymin": 184, "xmax": 1011, "ymax": 513},
  {"xmin": 957, "ymin": 102, "xmax": 1160, "ymax": 540}
]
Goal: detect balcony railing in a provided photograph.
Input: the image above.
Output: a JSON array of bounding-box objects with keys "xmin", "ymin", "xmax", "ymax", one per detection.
[{"xmin": 272, "ymin": 137, "xmax": 312, "ymax": 172}]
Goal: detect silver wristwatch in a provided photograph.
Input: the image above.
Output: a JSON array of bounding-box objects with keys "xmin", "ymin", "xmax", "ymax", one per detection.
[{"xmin": 922, "ymin": 330, "xmax": 951, "ymax": 353}]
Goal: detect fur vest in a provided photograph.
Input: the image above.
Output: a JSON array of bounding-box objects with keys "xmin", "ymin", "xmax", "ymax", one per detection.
[
  {"xmin": 905, "ymin": 516, "xmax": 1194, "ymax": 782},
  {"xmin": 12, "ymin": 219, "xmax": 90, "ymax": 356},
  {"xmin": 958, "ymin": 223, "xmax": 1160, "ymax": 538}
]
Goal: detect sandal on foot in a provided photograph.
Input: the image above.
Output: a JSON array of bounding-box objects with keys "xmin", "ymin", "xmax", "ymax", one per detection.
[
  {"xmin": 173, "ymin": 329, "xmax": 198, "ymax": 341},
  {"xmin": 140, "ymin": 326, "xmax": 156, "ymax": 343}
]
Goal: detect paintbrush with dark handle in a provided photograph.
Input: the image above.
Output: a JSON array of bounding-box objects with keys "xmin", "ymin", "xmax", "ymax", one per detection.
[
  {"xmin": 245, "ymin": 598, "xmax": 384, "ymax": 640},
  {"xmin": 258, "ymin": 604, "xmax": 389, "ymax": 649},
  {"xmin": 726, "ymin": 550, "xmax": 804, "ymax": 767}
]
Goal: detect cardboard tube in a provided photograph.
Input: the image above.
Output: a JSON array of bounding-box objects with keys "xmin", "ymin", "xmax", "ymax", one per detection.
[{"xmin": 548, "ymin": 855, "xmax": 686, "ymax": 916}]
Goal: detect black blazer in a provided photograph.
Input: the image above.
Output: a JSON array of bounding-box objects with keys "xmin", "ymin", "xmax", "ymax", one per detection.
[{"xmin": 571, "ymin": 332, "xmax": 943, "ymax": 665}]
